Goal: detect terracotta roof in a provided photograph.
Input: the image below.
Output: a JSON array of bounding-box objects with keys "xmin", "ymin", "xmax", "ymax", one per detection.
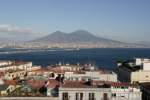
[
  {"xmin": 109, "ymin": 82, "xmax": 130, "ymax": 87},
  {"xmin": 62, "ymin": 81, "xmax": 89, "ymax": 88},
  {"xmin": 47, "ymin": 79, "xmax": 60, "ymax": 88},
  {"xmin": 105, "ymin": 81, "xmax": 138, "ymax": 88},
  {"xmin": 0, "ymin": 71, "xmax": 4, "ymax": 77},
  {"xmin": 91, "ymin": 80, "xmax": 136, "ymax": 87},
  {"xmin": 61, "ymin": 81, "xmax": 110, "ymax": 88},
  {"xmin": 4, "ymin": 80, "xmax": 18, "ymax": 85},
  {"xmin": 27, "ymin": 79, "xmax": 46, "ymax": 89},
  {"xmin": 61, "ymin": 80, "xmax": 138, "ymax": 89}
]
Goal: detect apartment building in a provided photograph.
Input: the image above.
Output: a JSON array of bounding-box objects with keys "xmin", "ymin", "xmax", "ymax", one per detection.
[
  {"xmin": 0, "ymin": 61, "xmax": 41, "ymax": 80},
  {"xmin": 54, "ymin": 64, "xmax": 117, "ymax": 82},
  {"xmin": 59, "ymin": 80, "xmax": 141, "ymax": 100},
  {"xmin": 0, "ymin": 61, "xmax": 33, "ymax": 71},
  {"xmin": 117, "ymin": 58, "xmax": 150, "ymax": 83},
  {"xmin": 64, "ymin": 70, "xmax": 117, "ymax": 82}
]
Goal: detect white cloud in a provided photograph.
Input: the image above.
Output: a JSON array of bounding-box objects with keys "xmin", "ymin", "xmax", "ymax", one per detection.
[{"xmin": 0, "ymin": 24, "xmax": 43, "ymax": 35}]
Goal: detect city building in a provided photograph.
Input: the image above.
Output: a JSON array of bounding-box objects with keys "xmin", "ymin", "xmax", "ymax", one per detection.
[
  {"xmin": 110, "ymin": 81, "xmax": 141, "ymax": 100},
  {"xmin": 117, "ymin": 58, "xmax": 150, "ymax": 83},
  {"xmin": 59, "ymin": 80, "xmax": 141, "ymax": 100},
  {"xmin": 59, "ymin": 81, "xmax": 111, "ymax": 100},
  {"xmin": 28, "ymin": 64, "xmax": 117, "ymax": 82},
  {"xmin": 52, "ymin": 64, "xmax": 117, "ymax": 82},
  {"xmin": 0, "ymin": 60, "xmax": 41, "ymax": 80},
  {"xmin": 0, "ymin": 60, "xmax": 40, "ymax": 72},
  {"xmin": 64, "ymin": 70, "xmax": 117, "ymax": 82},
  {"xmin": 0, "ymin": 61, "xmax": 12, "ymax": 67},
  {"xmin": 140, "ymin": 82, "xmax": 150, "ymax": 100},
  {"xmin": 0, "ymin": 60, "xmax": 143, "ymax": 100},
  {"xmin": 4, "ymin": 69, "xmax": 26, "ymax": 80}
]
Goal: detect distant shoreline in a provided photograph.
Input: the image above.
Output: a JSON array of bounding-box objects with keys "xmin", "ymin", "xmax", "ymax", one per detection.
[{"xmin": 0, "ymin": 47, "xmax": 150, "ymax": 55}]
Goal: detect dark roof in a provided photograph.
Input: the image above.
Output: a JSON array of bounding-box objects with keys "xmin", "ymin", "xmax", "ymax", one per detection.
[
  {"xmin": 141, "ymin": 82, "xmax": 150, "ymax": 90},
  {"xmin": 120, "ymin": 63, "xmax": 141, "ymax": 72}
]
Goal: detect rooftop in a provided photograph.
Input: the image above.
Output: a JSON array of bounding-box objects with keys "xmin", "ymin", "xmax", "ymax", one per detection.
[
  {"xmin": 118, "ymin": 60, "xmax": 141, "ymax": 72},
  {"xmin": 61, "ymin": 81, "xmax": 111, "ymax": 88},
  {"xmin": 140, "ymin": 82, "xmax": 150, "ymax": 90},
  {"xmin": 4, "ymin": 79, "xmax": 19, "ymax": 85},
  {"xmin": 27, "ymin": 79, "xmax": 46, "ymax": 89},
  {"xmin": 47, "ymin": 79, "xmax": 60, "ymax": 88},
  {"xmin": 61, "ymin": 80, "xmax": 138, "ymax": 89}
]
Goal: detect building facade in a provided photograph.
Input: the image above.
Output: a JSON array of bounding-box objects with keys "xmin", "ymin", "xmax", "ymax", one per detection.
[
  {"xmin": 59, "ymin": 81, "xmax": 141, "ymax": 100},
  {"xmin": 117, "ymin": 58, "xmax": 150, "ymax": 83}
]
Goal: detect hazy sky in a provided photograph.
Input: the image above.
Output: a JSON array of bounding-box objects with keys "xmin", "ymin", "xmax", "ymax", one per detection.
[{"xmin": 0, "ymin": 0, "xmax": 150, "ymax": 42}]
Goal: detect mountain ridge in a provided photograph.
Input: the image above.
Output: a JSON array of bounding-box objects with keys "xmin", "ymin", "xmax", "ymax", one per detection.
[
  {"xmin": 0, "ymin": 30, "xmax": 147, "ymax": 48},
  {"xmin": 34, "ymin": 30, "xmax": 123, "ymax": 43}
]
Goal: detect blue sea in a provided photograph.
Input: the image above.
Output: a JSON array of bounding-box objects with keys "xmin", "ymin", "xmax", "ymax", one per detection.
[{"xmin": 0, "ymin": 48, "xmax": 150, "ymax": 70}]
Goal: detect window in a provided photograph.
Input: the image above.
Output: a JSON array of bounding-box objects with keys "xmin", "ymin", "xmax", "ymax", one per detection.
[
  {"xmin": 62, "ymin": 92, "xmax": 69, "ymax": 100},
  {"xmin": 103, "ymin": 93, "xmax": 108, "ymax": 100},
  {"xmin": 76, "ymin": 93, "xmax": 83, "ymax": 100},
  {"xmin": 112, "ymin": 93, "xmax": 116, "ymax": 97},
  {"xmin": 50, "ymin": 73, "xmax": 55, "ymax": 77},
  {"xmin": 89, "ymin": 93, "xmax": 95, "ymax": 100}
]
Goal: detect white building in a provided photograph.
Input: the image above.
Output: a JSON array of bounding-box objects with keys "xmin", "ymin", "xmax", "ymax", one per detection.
[
  {"xmin": 0, "ymin": 61, "xmax": 41, "ymax": 80},
  {"xmin": 0, "ymin": 61, "xmax": 12, "ymax": 67},
  {"xmin": 49, "ymin": 64, "xmax": 118, "ymax": 82},
  {"xmin": 117, "ymin": 58, "xmax": 150, "ymax": 83},
  {"xmin": 110, "ymin": 82, "xmax": 141, "ymax": 100},
  {"xmin": 0, "ymin": 60, "xmax": 41, "ymax": 72},
  {"xmin": 59, "ymin": 81, "xmax": 111, "ymax": 100},
  {"xmin": 64, "ymin": 70, "xmax": 117, "ymax": 82},
  {"xmin": 59, "ymin": 65, "xmax": 82, "ymax": 71},
  {"xmin": 0, "ymin": 61, "xmax": 33, "ymax": 71},
  {"xmin": 59, "ymin": 81, "xmax": 141, "ymax": 100},
  {"xmin": 4, "ymin": 70, "xmax": 27, "ymax": 80}
]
